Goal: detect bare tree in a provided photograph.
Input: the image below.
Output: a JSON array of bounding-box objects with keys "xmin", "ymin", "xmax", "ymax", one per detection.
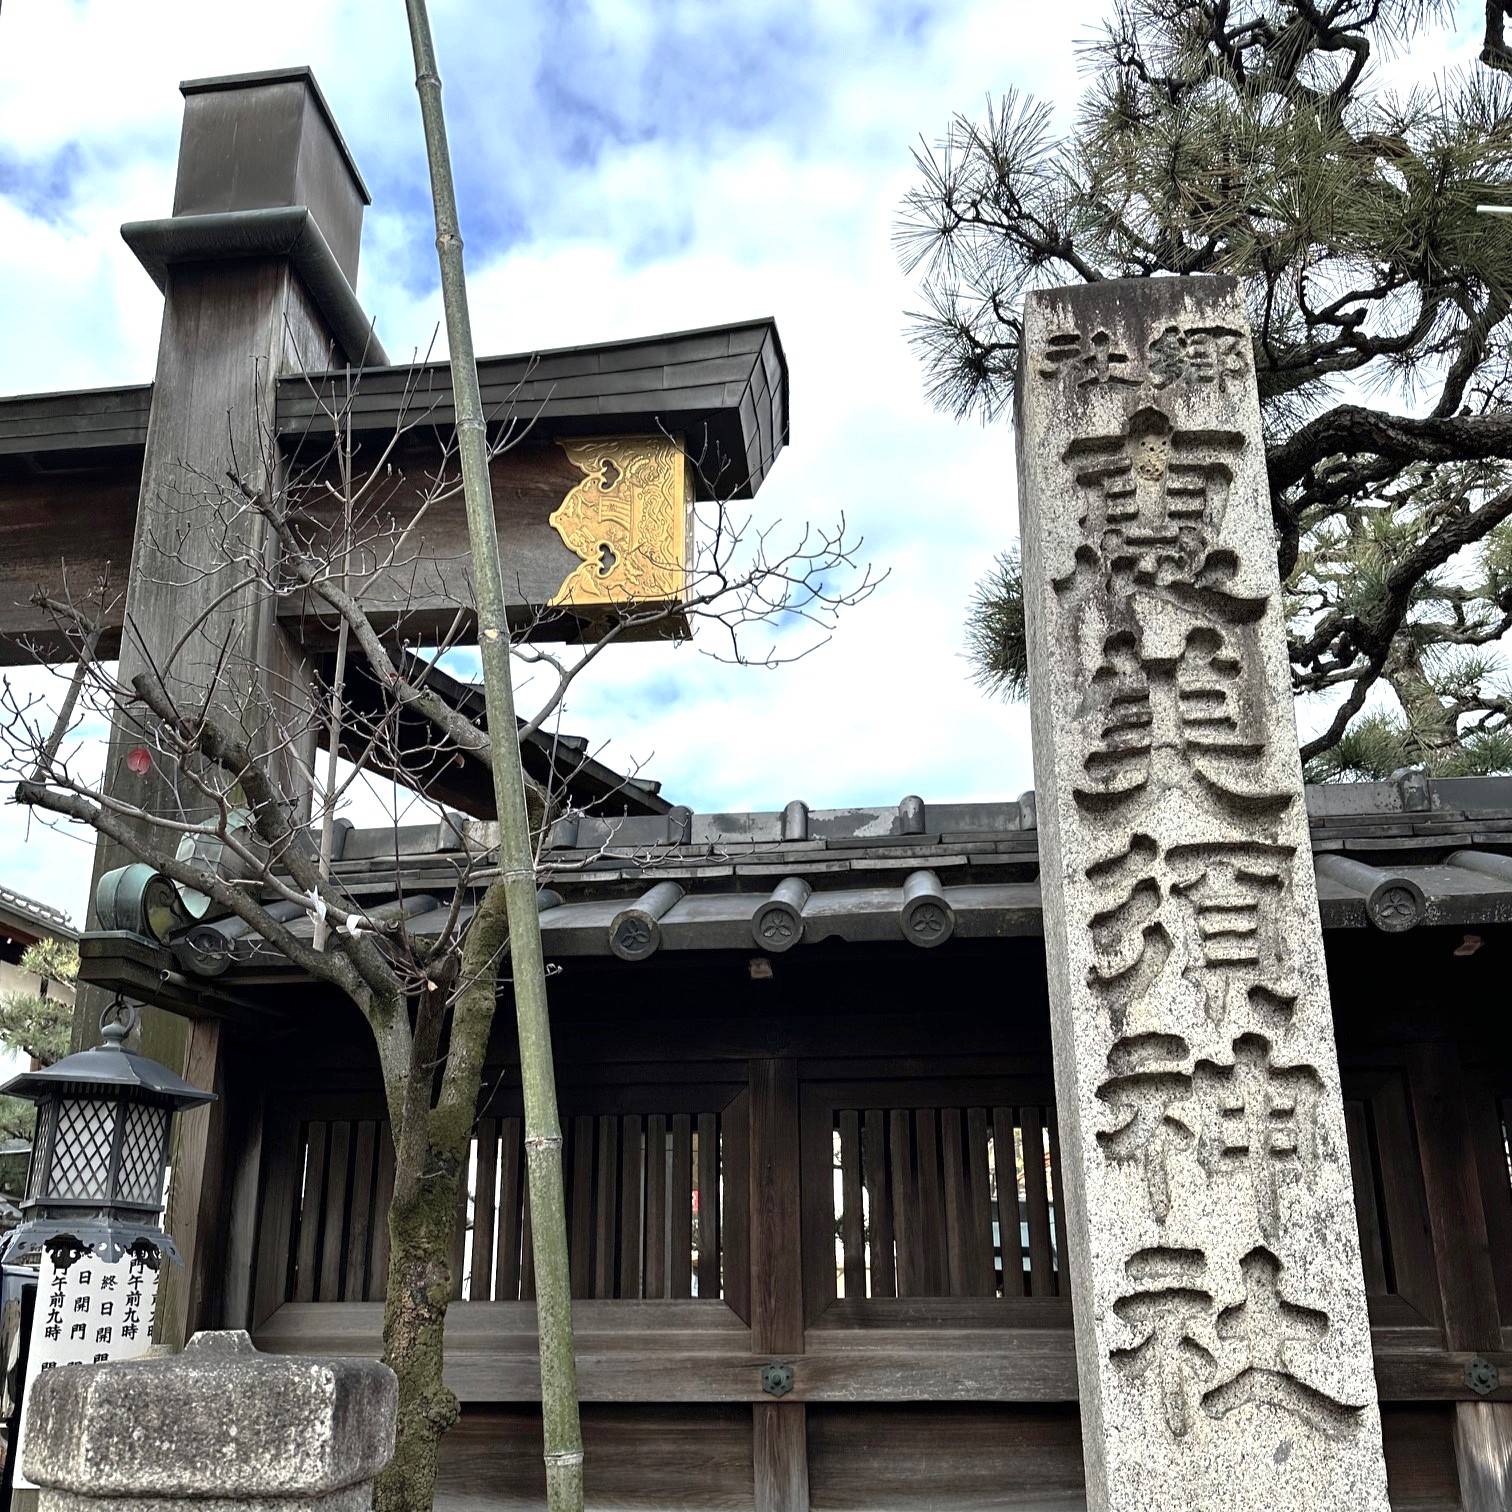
[{"xmin": 2, "ymin": 360, "xmax": 876, "ymax": 1509}]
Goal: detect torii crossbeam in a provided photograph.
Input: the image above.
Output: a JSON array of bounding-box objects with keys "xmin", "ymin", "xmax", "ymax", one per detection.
[{"xmin": 0, "ymin": 67, "xmax": 788, "ymax": 666}]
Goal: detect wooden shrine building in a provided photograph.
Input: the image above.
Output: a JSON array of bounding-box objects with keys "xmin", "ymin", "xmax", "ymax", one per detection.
[
  {"xmin": 2, "ymin": 65, "xmax": 1512, "ymax": 1512},
  {"xmin": 72, "ymin": 776, "xmax": 1512, "ymax": 1510}
]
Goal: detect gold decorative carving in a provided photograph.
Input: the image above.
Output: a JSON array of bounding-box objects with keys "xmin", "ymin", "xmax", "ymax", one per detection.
[{"xmin": 549, "ymin": 437, "xmax": 688, "ymax": 610}]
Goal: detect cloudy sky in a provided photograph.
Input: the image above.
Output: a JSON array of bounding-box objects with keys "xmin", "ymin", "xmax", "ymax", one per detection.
[{"xmin": 0, "ymin": 0, "xmax": 1487, "ymax": 922}]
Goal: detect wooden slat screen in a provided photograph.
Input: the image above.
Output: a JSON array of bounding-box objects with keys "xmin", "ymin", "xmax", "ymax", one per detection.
[
  {"xmin": 1343, "ymin": 1096, "xmax": 1392, "ymax": 1297},
  {"xmin": 283, "ymin": 1109, "xmax": 733, "ymax": 1305},
  {"xmin": 822, "ymin": 1082, "xmax": 1427, "ymax": 1309},
  {"xmin": 1339, "ymin": 1072, "xmax": 1440, "ymax": 1323},
  {"xmin": 1499, "ymin": 1097, "xmax": 1510, "ymax": 1196},
  {"xmin": 830, "ymin": 1104, "xmax": 1067, "ymax": 1300}
]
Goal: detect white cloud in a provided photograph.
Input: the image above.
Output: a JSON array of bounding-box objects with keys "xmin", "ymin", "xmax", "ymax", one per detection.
[{"xmin": 2, "ymin": 0, "xmax": 1488, "ymax": 921}]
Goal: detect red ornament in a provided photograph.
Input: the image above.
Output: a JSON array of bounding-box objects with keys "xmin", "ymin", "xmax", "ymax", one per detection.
[{"xmin": 125, "ymin": 747, "xmax": 152, "ymax": 775}]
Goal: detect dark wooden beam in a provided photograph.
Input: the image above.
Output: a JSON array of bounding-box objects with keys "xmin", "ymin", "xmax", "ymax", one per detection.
[
  {"xmin": 1405, "ymin": 1042, "xmax": 1512, "ymax": 1512},
  {"xmin": 332, "ymin": 652, "xmax": 669, "ymax": 819},
  {"xmin": 0, "ymin": 320, "xmax": 788, "ymax": 664},
  {"xmin": 278, "ymin": 318, "xmax": 788, "ymax": 501},
  {"xmin": 749, "ymin": 1059, "xmax": 809, "ymax": 1512}
]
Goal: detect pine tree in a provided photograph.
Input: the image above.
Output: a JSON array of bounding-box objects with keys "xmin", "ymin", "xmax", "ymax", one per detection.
[
  {"xmin": 900, "ymin": 0, "xmax": 1512, "ymax": 777},
  {"xmin": 0, "ymin": 938, "xmax": 77, "ymax": 1141}
]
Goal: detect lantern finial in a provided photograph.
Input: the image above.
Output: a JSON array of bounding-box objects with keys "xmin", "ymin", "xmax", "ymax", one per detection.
[{"xmin": 99, "ymin": 997, "xmax": 138, "ymax": 1047}]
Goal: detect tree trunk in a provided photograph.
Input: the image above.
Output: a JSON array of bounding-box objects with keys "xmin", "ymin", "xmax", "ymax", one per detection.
[
  {"xmin": 1383, "ymin": 633, "xmax": 1461, "ymax": 763},
  {"xmin": 374, "ymin": 1157, "xmax": 466, "ymax": 1512}
]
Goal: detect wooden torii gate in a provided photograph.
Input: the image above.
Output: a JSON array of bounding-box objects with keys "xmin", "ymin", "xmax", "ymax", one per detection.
[{"xmin": 0, "ymin": 66, "xmax": 787, "ymax": 1344}]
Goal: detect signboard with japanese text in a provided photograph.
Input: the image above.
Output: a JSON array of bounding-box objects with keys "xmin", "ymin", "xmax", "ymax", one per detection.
[{"xmin": 13, "ymin": 1242, "xmax": 159, "ymax": 1490}]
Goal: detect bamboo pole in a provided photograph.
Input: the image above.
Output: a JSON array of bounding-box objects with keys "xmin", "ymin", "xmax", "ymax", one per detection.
[{"xmin": 403, "ymin": 5, "xmax": 585, "ymax": 1508}]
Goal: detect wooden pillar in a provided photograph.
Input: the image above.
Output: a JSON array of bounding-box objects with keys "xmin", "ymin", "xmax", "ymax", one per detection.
[
  {"xmin": 749, "ymin": 1058, "xmax": 808, "ymax": 1512},
  {"xmin": 162, "ymin": 1020, "xmax": 228, "ymax": 1344},
  {"xmin": 1406, "ymin": 1042, "xmax": 1512, "ymax": 1510},
  {"xmin": 1454, "ymin": 1402, "xmax": 1512, "ymax": 1512},
  {"xmin": 71, "ymin": 68, "xmax": 379, "ymax": 1345}
]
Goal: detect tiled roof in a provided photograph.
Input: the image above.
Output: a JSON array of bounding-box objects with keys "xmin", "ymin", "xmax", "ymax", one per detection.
[{"xmin": 147, "ymin": 774, "xmax": 1512, "ymax": 988}]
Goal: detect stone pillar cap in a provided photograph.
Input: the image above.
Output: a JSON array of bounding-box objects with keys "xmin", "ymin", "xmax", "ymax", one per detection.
[{"xmin": 23, "ymin": 1330, "xmax": 396, "ymax": 1497}]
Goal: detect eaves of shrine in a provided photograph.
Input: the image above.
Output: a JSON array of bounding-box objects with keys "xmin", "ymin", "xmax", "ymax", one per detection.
[{"xmin": 75, "ymin": 772, "xmax": 1512, "ymax": 1026}]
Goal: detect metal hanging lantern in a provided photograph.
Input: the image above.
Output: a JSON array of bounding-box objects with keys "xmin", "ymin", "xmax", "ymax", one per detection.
[{"xmin": 0, "ymin": 1000, "xmax": 215, "ymax": 1267}]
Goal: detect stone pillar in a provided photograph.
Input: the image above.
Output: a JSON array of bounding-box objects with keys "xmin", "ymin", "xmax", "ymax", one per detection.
[
  {"xmin": 22, "ymin": 1331, "xmax": 396, "ymax": 1510},
  {"xmin": 1017, "ymin": 277, "xmax": 1389, "ymax": 1510}
]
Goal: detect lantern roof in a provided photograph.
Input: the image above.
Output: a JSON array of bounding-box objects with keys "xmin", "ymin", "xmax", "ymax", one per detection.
[{"xmin": 0, "ymin": 1013, "xmax": 215, "ymax": 1113}]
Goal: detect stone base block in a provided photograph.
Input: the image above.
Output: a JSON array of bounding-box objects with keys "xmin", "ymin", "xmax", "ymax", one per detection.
[
  {"xmin": 40, "ymin": 1485, "xmax": 376, "ymax": 1512},
  {"xmin": 23, "ymin": 1330, "xmax": 396, "ymax": 1506}
]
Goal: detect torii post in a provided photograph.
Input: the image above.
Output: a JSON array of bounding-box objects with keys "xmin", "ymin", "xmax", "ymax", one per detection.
[{"xmin": 0, "ymin": 68, "xmax": 786, "ymax": 1345}]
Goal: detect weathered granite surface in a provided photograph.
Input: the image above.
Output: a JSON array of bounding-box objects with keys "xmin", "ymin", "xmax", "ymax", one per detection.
[
  {"xmin": 23, "ymin": 1329, "xmax": 395, "ymax": 1508},
  {"xmin": 1017, "ymin": 276, "xmax": 1390, "ymax": 1510}
]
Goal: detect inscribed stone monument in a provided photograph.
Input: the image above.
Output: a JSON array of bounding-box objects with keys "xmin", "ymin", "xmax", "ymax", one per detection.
[{"xmin": 1017, "ymin": 276, "xmax": 1390, "ymax": 1510}]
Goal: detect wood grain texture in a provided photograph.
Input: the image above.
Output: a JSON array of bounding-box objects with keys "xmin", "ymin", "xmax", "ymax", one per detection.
[
  {"xmin": 722, "ymin": 1092, "xmax": 751, "ymax": 1325},
  {"xmin": 754, "ymin": 1404, "xmax": 808, "ymax": 1512},
  {"xmin": 0, "ymin": 463, "xmax": 141, "ymax": 660},
  {"xmin": 993, "ymin": 1107, "xmax": 1025, "ymax": 1299},
  {"xmin": 965, "ymin": 1108, "xmax": 995, "ymax": 1298},
  {"xmin": 1409, "ymin": 1044, "xmax": 1502, "ymax": 1350},
  {"xmin": 1020, "ymin": 1107, "xmax": 1054, "ymax": 1301},
  {"xmin": 1344, "ymin": 1099, "xmax": 1391, "ymax": 1296},
  {"xmin": 220, "ymin": 1085, "xmax": 265, "ymax": 1330},
  {"xmin": 890, "ymin": 1109, "xmax": 922, "ymax": 1299},
  {"xmin": 698, "ymin": 1111, "xmax": 721, "ymax": 1300},
  {"xmin": 940, "ymin": 1109, "xmax": 970, "ymax": 1299},
  {"xmin": 370, "ymin": 1124, "xmax": 396, "ymax": 1300},
  {"xmin": 806, "ymin": 1404, "xmax": 1084, "ymax": 1511},
  {"xmin": 571, "ymin": 1114, "xmax": 595, "ymax": 1299},
  {"xmin": 863, "ymin": 1110, "xmax": 895, "ymax": 1300},
  {"xmin": 293, "ymin": 1122, "xmax": 327, "ymax": 1305},
  {"xmin": 318, "ymin": 1120, "xmax": 352, "ymax": 1303},
  {"xmin": 1467, "ymin": 1086, "xmax": 1512, "ymax": 1330},
  {"xmin": 168, "ymin": 1018, "xmax": 227, "ymax": 1344},
  {"xmin": 752, "ymin": 1061, "xmax": 804, "ymax": 1355},
  {"xmin": 496, "ymin": 1116, "xmax": 524, "ymax": 1303},
  {"xmin": 839, "ymin": 1109, "xmax": 865, "ymax": 1298},
  {"xmin": 471, "ymin": 1120, "xmax": 498, "ymax": 1302},
  {"xmin": 1368, "ymin": 1069, "xmax": 1443, "ymax": 1327},
  {"xmin": 1453, "ymin": 1400, "xmax": 1512, "ymax": 1512},
  {"xmin": 434, "ymin": 1404, "xmax": 755, "ymax": 1512},
  {"xmin": 344, "ymin": 1120, "xmax": 378, "ymax": 1304},
  {"xmin": 619, "ymin": 1113, "xmax": 644, "ymax": 1301},
  {"xmin": 671, "ymin": 1112, "xmax": 694, "ymax": 1300},
  {"xmin": 250, "ymin": 1110, "xmax": 301, "ymax": 1327},
  {"xmin": 801, "ymin": 1086, "xmax": 837, "ymax": 1324},
  {"xmin": 596, "ymin": 1114, "xmax": 620, "ymax": 1299},
  {"xmin": 646, "ymin": 1113, "xmax": 668, "ymax": 1300},
  {"xmin": 913, "ymin": 1109, "xmax": 946, "ymax": 1296},
  {"xmin": 251, "ymin": 1295, "xmax": 1504, "ymax": 1409},
  {"xmin": 1046, "ymin": 1110, "xmax": 1070, "ymax": 1298}
]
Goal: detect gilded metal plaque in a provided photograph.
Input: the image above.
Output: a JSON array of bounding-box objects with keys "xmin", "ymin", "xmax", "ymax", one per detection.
[{"xmin": 549, "ymin": 437, "xmax": 689, "ymax": 610}]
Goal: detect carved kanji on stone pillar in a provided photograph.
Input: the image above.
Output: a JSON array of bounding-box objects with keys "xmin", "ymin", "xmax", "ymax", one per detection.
[{"xmin": 1017, "ymin": 278, "xmax": 1389, "ymax": 1510}]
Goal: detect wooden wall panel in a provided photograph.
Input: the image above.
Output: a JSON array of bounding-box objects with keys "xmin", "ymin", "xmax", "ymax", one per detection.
[
  {"xmin": 806, "ymin": 1405, "xmax": 1085, "ymax": 1511},
  {"xmin": 1379, "ymin": 1404, "xmax": 1465, "ymax": 1511},
  {"xmin": 434, "ymin": 1406, "xmax": 754, "ymax": 1511}
]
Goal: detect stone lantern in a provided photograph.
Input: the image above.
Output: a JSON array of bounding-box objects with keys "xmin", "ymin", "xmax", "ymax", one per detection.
[{"xmin": 0, "ymin": 1001, "xmax": 214, "ymax": 1267}]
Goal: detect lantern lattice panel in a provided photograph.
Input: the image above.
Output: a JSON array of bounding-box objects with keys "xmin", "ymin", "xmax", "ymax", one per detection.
[
  {"xmin": 49, "ymin": 1099, "xmax": 114, "ymax": 1200},
  {"xmin": 26, "ymin": 1101, "xmax": 55, "ymax": 1202},
  {"xmin": 117, "ymin": 1103, "xmax": 167, "ymax": 1206}
]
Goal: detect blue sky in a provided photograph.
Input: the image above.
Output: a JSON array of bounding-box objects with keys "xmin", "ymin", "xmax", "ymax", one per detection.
[{"xmin": 0, "ymin": 0, "xmax": 1486, "ymax": 920}]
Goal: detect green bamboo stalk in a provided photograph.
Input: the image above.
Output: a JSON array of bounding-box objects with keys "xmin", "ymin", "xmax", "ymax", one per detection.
[{"xmin": 403, "ymin": 5, "xmax": 584, "ymax": 1508}]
